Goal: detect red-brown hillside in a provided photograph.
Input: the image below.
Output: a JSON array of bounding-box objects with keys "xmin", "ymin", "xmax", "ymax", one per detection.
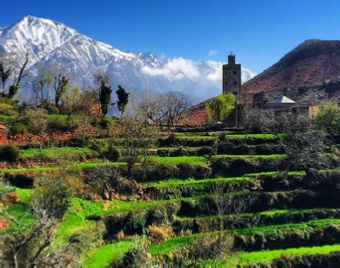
[{"xmin": 242, "ymin": 39, "xmax": 340, "ymax": 96}]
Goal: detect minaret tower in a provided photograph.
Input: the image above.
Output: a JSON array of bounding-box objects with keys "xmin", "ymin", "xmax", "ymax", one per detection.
[{"xmin": 222, "ymin": 53, "xmax": 241, "ymax": 103}]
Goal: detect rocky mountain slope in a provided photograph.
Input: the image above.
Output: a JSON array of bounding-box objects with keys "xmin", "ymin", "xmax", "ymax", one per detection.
[
  {"xmin": 242, "ymin": 39, "xmax": 340, "ymax": 103},
  {"xmin": 0, "ymin": 16, "xmax": 257, "ymax": 103}
]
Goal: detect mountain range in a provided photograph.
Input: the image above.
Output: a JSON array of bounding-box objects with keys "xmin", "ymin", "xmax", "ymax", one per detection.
[{"xmin": 0, "ymin": 15, "xmax": 257, "ymax": 104}]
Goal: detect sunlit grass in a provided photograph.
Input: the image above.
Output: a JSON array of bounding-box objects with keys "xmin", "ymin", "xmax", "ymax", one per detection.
[
  {"xmin": 227, "ymin": 133, "xmax": 278, "ymax": 139},
  {"xmin": 3, "ymin": 161, "xmax": 125, "ymax": 173},
  {"xmin": 83, "ymin": 241, "xmax": 132, "ymax": 268},
  {"xmin": 0, "ymin": 114, "xmax": 12, "ymax": 122},
  {"xmin": 0, "ymin": 187, "xmax": 35, "ymax": 233},
  {"xmin": 148, "ymin": 234, "xmax": 199, "ymax": 255},
  {"xmin": 145, "ymin": 176, "xmax": 250, "ymax": 187},
  {"xmin": 148, "ymin": 218, "xmax": 340, "ymax": 256},
  {"xmin": 244, "ymin": 170, "xmax": 306, "ymax": 177},
  {"xmin": 237, "ymin": 244, "xmax": 340, "ymax": 265},
  {"xmin": 45, "ymin": 114, "xmax": 70, "ymax": 120},
  {"xmin": 214, "ymin": 154, "xmax": 286, "ymax": 159},
  {"xmin": 177, "ymin": 207, "xmax": 338, "ymax": 221},
  {"xmin": 21, "ymin": 147, "xmax": 94, "ymax": 156},
  {"xmin": 149, "ymin": 156, "xmax": 208, "ymax": 165},
  {"xmin": 233, "ymin": 218, "xmax": 340, "ymax": 235}
]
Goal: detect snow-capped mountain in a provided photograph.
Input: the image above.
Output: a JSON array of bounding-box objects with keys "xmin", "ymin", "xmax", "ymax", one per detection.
[{"xmin": 0, "ymin": 16, "xmax": 257, "ymax": 103}]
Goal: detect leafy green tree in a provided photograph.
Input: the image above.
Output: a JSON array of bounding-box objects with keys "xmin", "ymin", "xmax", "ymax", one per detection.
[
  {"xmin": 205, "ymin": 93, "xmax": 235, "ymax": 124},
  {"xmin": 60, "ymin": 86, "xmax": 83, "ymax": 119},
  {"xmin": 1, "ymin": 174, "xmax": 71, "ymax": 268},
  {"xmin": 116, "ymin": 85, "xmax": 130, "ymax": 117},
  {"xmin": 314, "ymin": 102, "xmax": 340, "ymax": 141},
  {"xmin": 23, "ymin": 108, "xmax": 48, "ymax": 153},
  {"xmin": 93, "ymin": 70, "xmax": 112, "ymax": 115},
  {"xmin": 54, "ymin": 73, "xmax": 70, "ymax": 108},
  {"xmin": 99, "ymin": 81, "xmax": 112, "ymax": 115}
]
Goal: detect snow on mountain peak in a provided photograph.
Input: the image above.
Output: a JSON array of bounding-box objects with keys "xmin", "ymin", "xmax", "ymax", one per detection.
[
  {"xmin": 0, "ymin": 16, "xmax": 78, "ymax": 67},
  {"xmin": 0, "ymin": 16, "xmax": 258, "ymax": 103}
]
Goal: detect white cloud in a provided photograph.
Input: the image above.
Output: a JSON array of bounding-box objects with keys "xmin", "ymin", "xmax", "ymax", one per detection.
[
  {"xmin": 208, "ymin": 50, "xmax": 218, "ymax": 57},
  {"xmin": 206, "ymin": 70, "xmax": 221, "ymax": 82},
  {"xmin": 141, "ymin": 57, "xmax": 200, "ymax": 81}
]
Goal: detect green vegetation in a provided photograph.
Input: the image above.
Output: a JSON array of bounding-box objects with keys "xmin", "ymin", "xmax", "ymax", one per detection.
[
  {"xmin": 205, "ymin": 93, "xmax": 235, "ymax": 124},
  {"xmin": 1, "ymin": 79, "xmax": 340, "ymax": 268},
  {"xmin": 83, "ymin": 241, "xmax": 132, "ymax": 268},
  {"xmin": 237, "ymin": 244, "xmax": 340, "ymax": 265}
]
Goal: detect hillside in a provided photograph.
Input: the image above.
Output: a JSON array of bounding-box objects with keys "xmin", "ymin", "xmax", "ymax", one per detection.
[
  {"xmin": 1, "ymin": 114, "xmax": 340, "ymax": 267},
  {"xmin": 242, "ymin": 39, "xmax": 340, "ymax": 103}
]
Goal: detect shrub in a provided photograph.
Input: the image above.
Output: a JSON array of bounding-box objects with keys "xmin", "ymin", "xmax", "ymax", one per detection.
[
  {"xmin": 131, "ymin": 162, "xmax": 178, "ymax": 182},
  {"xmin": 111, "ymin": 241, "xmax": 152, "ymax": 268},
  {"xmin": 33, "ymin": 175, "xmax": 71, "ymax": 219},
  {"xmin": 148, "ymin": 225, "xmax": 170, "ymax": 244},
  {"xmin": 156, "ymin": 148, "xmax": 171, "ymax": 157},
  {"xmin": 102, "ymin": 145, "xmax": 121, "ymax": 161},
  {"xmin": 211, "ymin": 158, "xmax": 231, "ymax": 177},
  {"xmin": 256, "ymin": 144, "xmax": 283, "ymax": 154},
  {"xmin": 8, "ymin": 122, "xmax": 28, "ymax": 135},
  {"xmin": 217, "ymin": 140, "xmax": 234, "ymax": 154},
  {"xmin": 88, "ymin": 140, "xmax": 103, "ymax": 153},
  {"xmin": 177, "ymin": 162, "xmax": 195, "ymax": 178},
  {"xmin": 0, "ymin": 103, "xmax": 17, "ymax": 116},
  {"xmin": 44, "ymin": 103, "xmax": 59, "ymax": 114},
  {"xmin": 67, "ymin": 137, "xmax": 89, "ymax": 147},
  {"xmin": 196, "ymin": 146, "xmax": 215, "ymax": 156},
  {"xmin": 170, "ymin": 147, "xmax": 189, "ymax": 156},
  {"xmin": 158, "ymin": 134, "xmax": 180, "ymax": 147},
  {"xmin": 47, "ymin": 116, "xmax": 73, "ymax": 132},
  {"xmin": 99, "ymin": 116, "xmax": 112, "ymax": 128},
  {"xmin": 125, "ymin": 210, "xmax": 147, "ymax": 235},
  {"xmin": 147, "ymin": 203, "xmax": 181, "ymax": 225},
  {"xmin": 68, "ymin": 222, "xmax": 105, "ymax": 256},
  {"xmin": 0, "ymin": 145, "xmax": 21, "ymax": 162}
]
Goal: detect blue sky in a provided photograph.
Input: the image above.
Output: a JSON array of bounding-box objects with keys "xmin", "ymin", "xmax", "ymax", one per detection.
[{"xmin": 1, "ymin": 0, "xmax": 340, "ymax": 73}]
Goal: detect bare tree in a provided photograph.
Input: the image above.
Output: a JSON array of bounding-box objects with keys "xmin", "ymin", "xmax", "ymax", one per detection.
[
  {"xmin": 274, "ymin": 112, "xmax": 330, "ymax": 173},
  {"xmin": 115, "ymin": 115, "xmax": 159, "ymax": 179},
  {"xmin": 130, "ymin": 89, "xmax": 165, "ymax": 126},
  {"xmin": 30, "ymin": 63, "xmax": 56, "ymax": 106},
  {"xmin": 0, "ymin": 52, "xmax": 29, "ymax": 98},
  {"xmin": 243, "ymin": 106, "xmax": 275, "ymax": 137},
  {"xmin": 70, "ymin": 90, "xmax": 97, "ymax": 148},
  {"xmin": 162, "ymin": 91, "xmax": 190, "ymax": 129}
]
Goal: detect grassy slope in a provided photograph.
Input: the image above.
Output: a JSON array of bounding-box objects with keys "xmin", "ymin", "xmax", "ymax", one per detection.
[
  {"xmin": 236, "ymin": 244, "xmax": 340, "ymax": 266},
  {"xmin": 1, "ymin": 131, "xmax": 339, "ymax": 266},
  {"xmin": 83, "ymin": 241, "xmax": 132, "ymax": 268}
]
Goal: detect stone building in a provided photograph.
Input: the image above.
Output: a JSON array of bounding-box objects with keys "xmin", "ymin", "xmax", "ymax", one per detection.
[{"xmin": 222, "ymin": 54, "xmax": 242, "ymax": 103}]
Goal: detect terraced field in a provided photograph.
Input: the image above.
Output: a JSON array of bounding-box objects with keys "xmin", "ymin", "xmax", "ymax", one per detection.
[{"xmin": 1, "ymin": 131, "xmax": 340, "ymax": 267}]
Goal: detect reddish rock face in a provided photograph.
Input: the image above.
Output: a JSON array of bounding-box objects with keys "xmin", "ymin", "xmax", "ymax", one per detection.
[
  {"xmin": 1, "ymin": 191, "xmax": 20, "ymax": 208},
  {"xmin": 242, "ymin": 40, "xmax": 340, "ymax": 95},
  {"xmin": 0, "ymin": 217, "xmax": 9, "ymax": 230}
]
